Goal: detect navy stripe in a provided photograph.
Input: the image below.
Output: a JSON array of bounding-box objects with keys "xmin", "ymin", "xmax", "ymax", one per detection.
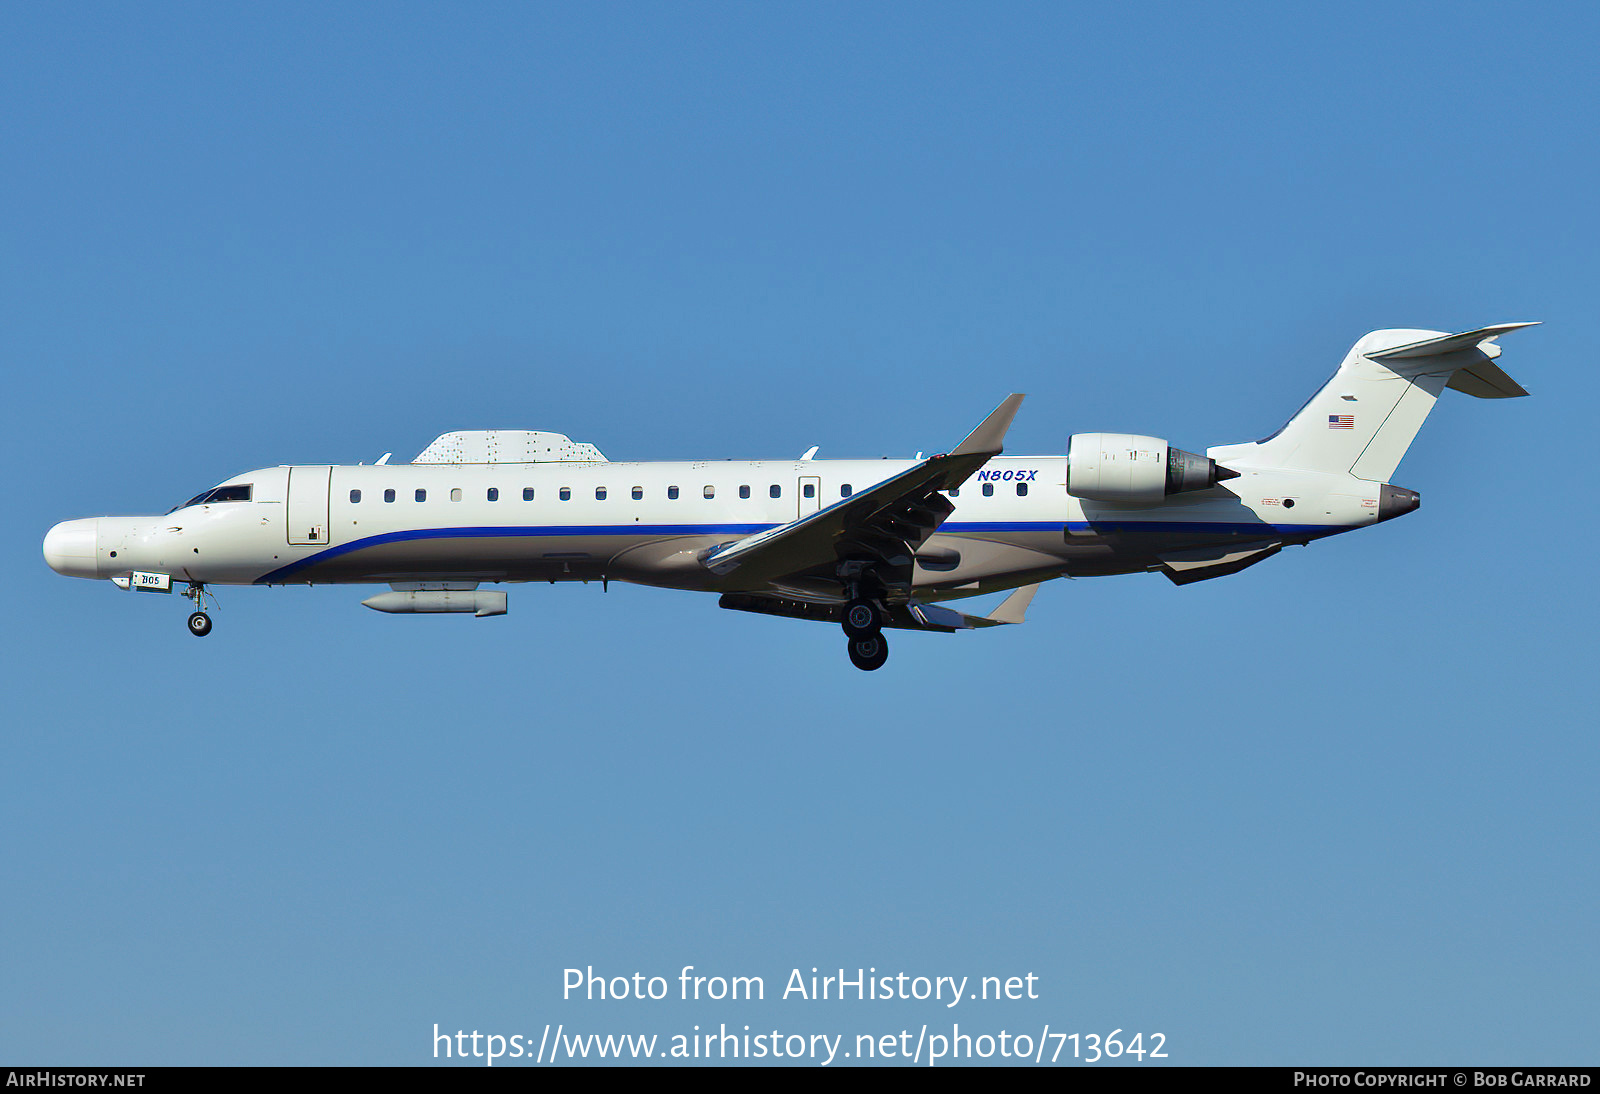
[{"xmin": 255, "ymin": 523, "xmax": 771, "ymax": 583}]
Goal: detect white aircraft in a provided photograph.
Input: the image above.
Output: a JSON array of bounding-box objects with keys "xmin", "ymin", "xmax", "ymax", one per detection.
[{"xmin": 43, "ymin": 323, "xmax": 1534, "ymax": 670}]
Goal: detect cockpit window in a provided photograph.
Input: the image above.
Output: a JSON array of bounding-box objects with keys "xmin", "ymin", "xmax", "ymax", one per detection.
[{"xmin": 168, "ymin": 483, "xmax": 252, "ymax": 513}]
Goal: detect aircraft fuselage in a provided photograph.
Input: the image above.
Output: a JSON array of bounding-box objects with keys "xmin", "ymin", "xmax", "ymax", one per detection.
[{"xmin": 45, "ymin": 454, "xmax": 1380, "ymax": 601}]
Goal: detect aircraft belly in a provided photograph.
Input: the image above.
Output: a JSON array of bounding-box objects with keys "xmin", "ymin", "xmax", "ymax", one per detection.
[
  {"xmin": 918, "ymin": 532, "xmax": 1069, "ymax": 587},
  {"xmin": 1057, "ymin": 521, "xmax": 1344, "ymax": 577}
]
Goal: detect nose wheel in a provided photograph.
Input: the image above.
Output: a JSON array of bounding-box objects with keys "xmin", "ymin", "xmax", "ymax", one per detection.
[{"xmin": 182, "ymin": 582, "xmax": 216, "ymax": 637}]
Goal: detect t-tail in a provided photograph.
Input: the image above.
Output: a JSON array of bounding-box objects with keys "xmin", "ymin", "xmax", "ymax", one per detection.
[{"xmin": 1209, "ymin": 323, "xmax": 1537, "ymax": 490}]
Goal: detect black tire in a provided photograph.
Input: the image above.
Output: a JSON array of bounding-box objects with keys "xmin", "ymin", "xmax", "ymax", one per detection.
[
  {"xmin": 842, "ymin": 598, "xmax": 880, "ymax": 638},
  {"xmin": 847, "ymin": 632, "xmax": 888, "ymax": 671},
  {"xmin": 187, "ymin": 611, "xmax": 213, "ymax": 637}
]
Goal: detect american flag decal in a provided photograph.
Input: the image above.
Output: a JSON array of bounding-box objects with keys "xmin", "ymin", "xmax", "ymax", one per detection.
[{"xmin": 1328, "ymin": 414, "xmax": 1355, "ymax": 429}]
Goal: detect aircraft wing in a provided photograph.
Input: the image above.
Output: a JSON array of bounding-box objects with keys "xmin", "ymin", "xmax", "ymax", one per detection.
[
  {"xmin": 700, "ymin": 395, "xmax": 1025, "ymax": 586},
  {"xmin": 719, "ymin": 581, "xmax": 1042, "ymax": 631}
]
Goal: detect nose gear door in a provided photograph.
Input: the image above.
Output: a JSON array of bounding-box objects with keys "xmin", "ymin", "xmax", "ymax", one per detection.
[{"xmin": 287, "ymin": 466, "xmax": 332, "ymax": 545}]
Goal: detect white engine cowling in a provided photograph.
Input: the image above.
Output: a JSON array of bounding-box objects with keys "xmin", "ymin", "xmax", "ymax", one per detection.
[{"xmin": 1067, "ymin": 433, "xmax": 1236, "ymax": 503}]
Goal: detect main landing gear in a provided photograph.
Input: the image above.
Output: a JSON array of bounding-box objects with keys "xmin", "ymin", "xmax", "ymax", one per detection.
[
  {"xmin": 841, "ymin": 597, "xmax": 888, "ymax": 671},
  {"xmin": 182, "ymin": 582, "xmax": 215, "ymax": 637}
]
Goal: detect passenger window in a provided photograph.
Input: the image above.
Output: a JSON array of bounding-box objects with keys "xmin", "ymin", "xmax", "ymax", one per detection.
[
  {"xmin": 416, "ymin": 488, "xmax": 427, "ymax": 502},
  {"xmin": 560, "ymin": 488, "xmax": 571, "ymax": 501},
  {"xmin": 803, "ymin": 483, "xmax": 815, "ymax": 499},
  {"xmin": 596, "ymin": 486, "xmax": 607, "ymax": 501},
  {"xmin": 523, "ymin": 487, "xmax": 534, "ymax": 501},
  {"xmin": 841, "ymin": 484, "xmax": 852, "ymax": 497},
  {"xmin": 703, "ymin": 486, "xmax": 715, "ymax": 499},
  {"xmin": 668, "ymin": 486, "xmax": 680, "ymax": 500},
  {"xmin": 739, "ymin": 485, "xmax": 750, "ymax": 499},
  {"xmin": 769, "ymin": 485, "xmax": 781, "ymax": 499},
  {"xmin": 632, "ymin": 487, "xmax": 643, "ymax": 500},
  {"xmin": 384, "ymin": 489, "xmax": 396, "ymax": 503},
  {"xmin": 1017, "ymin": 482, "xmax": 1028, "ymax": 496},
  {"xmin": 982, "ymin": 483, "xmax": 994, "ymax": 497},
  {"xmin": 451, "ymin": 488, "xmax": 463, "ymax": 502},
  {"xmin": 350, "ymin": 489, "xmax": 362, "ymax": 503},
  {"xmin": 488, "ymin": 487, "xmax": 499, "ymax": 502}
]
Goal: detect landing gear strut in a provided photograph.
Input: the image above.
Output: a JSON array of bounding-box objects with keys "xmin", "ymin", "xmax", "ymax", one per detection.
[
  {"xmin": 182, "ymin": 582, "xmax": 215, "ymax": 637},
  {"xmin": 847, "ymin": 632, "xmax": 889, "ymax": 671}
]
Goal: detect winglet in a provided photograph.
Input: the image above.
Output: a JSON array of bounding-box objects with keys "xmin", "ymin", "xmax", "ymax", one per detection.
[
  {"xmin": 950, "ymin": 394, "xmax": 1026, "ymax": 457},
  {"xmin": 953, "ymin": 582, "xmax": 1041, "ymax": 628},
  {"xmin": 985, "ymin": 582, "xmax": 1039, "ymax": 625}
]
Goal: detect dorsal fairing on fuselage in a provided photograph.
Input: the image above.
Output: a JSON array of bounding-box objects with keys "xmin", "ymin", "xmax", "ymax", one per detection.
[{"xmin": 412, "ymin": 430, "xmax": 607, "ymax": 464}]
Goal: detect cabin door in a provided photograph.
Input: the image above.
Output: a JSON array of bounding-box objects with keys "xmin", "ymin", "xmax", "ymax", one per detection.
[{"xmin": 287, "ymin": 466, "xmax": 332, "ymax": 546}]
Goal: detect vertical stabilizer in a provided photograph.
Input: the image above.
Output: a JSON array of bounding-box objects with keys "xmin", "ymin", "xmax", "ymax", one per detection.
[{"xmin": 1209, "ymin": 324, "xmax": 1534, "ymax": 481}]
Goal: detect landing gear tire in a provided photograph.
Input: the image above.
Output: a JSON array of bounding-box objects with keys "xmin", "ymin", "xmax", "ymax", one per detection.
[
  {"xmin": 187, "ymin": 611, "xmax": 213, "ymax": 637},
  {"xmin": 842, "ymin": 598, "xmax": 881, "ymax": 638},
  {"xmin": 847, "ymin": 632, "xmax": 889, "ymax": 671}
]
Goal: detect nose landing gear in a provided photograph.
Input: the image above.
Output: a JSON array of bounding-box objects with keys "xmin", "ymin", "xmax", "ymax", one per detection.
[{"xmin": 182, "ymin": 582, "xmax": 216, "ymax": 637}]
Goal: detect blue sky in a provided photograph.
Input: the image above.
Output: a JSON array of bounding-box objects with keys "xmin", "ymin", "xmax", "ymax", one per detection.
[{"xmin": 3, "ymin": 1, "xmax": 1595, "ymax": 1066}]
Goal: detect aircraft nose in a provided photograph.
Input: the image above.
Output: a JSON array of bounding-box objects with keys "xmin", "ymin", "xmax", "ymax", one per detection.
[{"xmin": 43, "ymin": 518, "xmax": 100, "ymax": 578}]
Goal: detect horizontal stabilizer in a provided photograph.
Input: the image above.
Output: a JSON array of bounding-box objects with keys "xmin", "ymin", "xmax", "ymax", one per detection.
[
  {"xmin": 1445, "ymin": 360, "xmax": 1529, "ymax": 399},
  {"xmin": 1368, "ymin": 322, "xmax": 1539, "ymax": 361}
]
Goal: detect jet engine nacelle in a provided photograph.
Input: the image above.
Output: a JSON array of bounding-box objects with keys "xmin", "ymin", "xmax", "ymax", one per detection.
[{"xmin": 1066, "ymin": 433, "xmax": 1238, "ymax": 503}]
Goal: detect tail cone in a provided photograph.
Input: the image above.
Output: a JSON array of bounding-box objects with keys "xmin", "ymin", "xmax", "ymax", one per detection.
[{"xmin": 1377, "ymin": 484, "xmax": 1421, "ymax": 522}]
